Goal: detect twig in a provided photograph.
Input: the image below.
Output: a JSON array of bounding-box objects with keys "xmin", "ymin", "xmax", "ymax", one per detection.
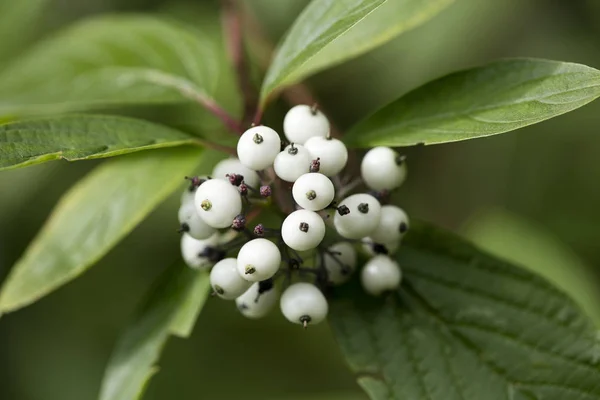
[
  {"xmin": 196, "ymin": 139, "xmax": 237, "ymax": 156},
  {"xmin": 221, "ymin": 0, "xmax": 257, "ymax": 128},
  {"xmin": 138, "ymin": 69, "xmax": 243, "ymax": 134}
]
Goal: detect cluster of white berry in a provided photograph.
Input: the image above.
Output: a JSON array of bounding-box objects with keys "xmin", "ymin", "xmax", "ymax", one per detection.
[{"xmin": 178, "ymin": 105, "xmax": 409, "ymax": 328}]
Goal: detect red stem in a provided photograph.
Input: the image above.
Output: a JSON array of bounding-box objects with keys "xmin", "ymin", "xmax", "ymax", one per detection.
[{"xmin": 221, "ymin": 0, "xmax": 257, "ymax": 128}]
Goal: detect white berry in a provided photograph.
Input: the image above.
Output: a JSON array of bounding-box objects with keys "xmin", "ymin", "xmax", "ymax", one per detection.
[
  {"xmin": 178, "ymin": 201, "xmax": 216, "ymax": 240},
  {"xmin": 324, "ymin": 242, "xmax": 357, "ymax": 285},
  {"xmin": 304, "ymin": 136, "xmax": 348, "ymax": 177},
  {"xmin": 292, "ymin": 173, "xmax": 335, "ymax": 211},
  {"xmin": 361, "ymin": 255, "xmax": 402, "ymax": 296},
  {"xmin": 237, "ymin": 239, "xmax": 281, "ymax": 281},
  {"xmin": 210, "ymin": 258, "xmax": 252, "ymax": 300},
  {"xmin": 236, "ymin": 282, "xmax": 279, "ymax": 319},
  {"xmin": 281, "ymin": 209, "xmax": 326, "ymax": 251},
  {"xmin": 280, "ymin": 283, "xmax": 328, "ymax": 327},
  {"xmin": 370, "ymin": 205, "xmax": 409, "ymax": 244},
  {"xmin": 194, "ymin": 179, "xmax": 242, "ymax": 228},
  {"xmin": 362, "ymin": 237, "xmax": 400, "ymax": 256},
  {"xmin": 361, "ymin": 146, "xmax": 407, "ymax": 191},
  {"xmin": 180, "ymin": 232, "xmax": 220, "ymax": 269},
  {"xmin": 283, "ymin": 105, "xmax": 329, "ymax": 145},
  {"xmin": 212, "ymin": 157, "xmax": 260, "ymax": 189},
  {"xmin": 237, "ymin": 125, "xmax": 281, "ymax": 171},
  {"xmin": 273, "ymin": 144, "xmax": 311, "ymax": 182},
  {"xmin": 181, "ymin": 187, "xmax": 196, "ymax": 206},
  {"xmin": 334, "ymin": 193, "xmax": 382, "ymax": 239}
]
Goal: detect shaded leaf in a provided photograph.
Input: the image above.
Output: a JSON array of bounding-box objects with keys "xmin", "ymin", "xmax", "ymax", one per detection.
[
  {"xmin": 302, "ymin": 0, "xmax": 454, "ymax": 78},
  {"xmin": 329, "ymin": 221, "xmax": 600, "ymax": 400},
  {"xmin": 260, "ymin": 0, "xmax": 387, "ymax": 105},
  {"xmin": 0, "ymin": 114, "xmax": 199, "ymax": 171},
  {"xmin": 0, "ymin": 15, "xmax": 229, "ymax": 116},
  {"xmin": 0, "ymin": 0, "xmax": 49, "ymax": 65},
  {"xmin": 463, "ymin": 208, "xmax": 600, "ymax": 326},
  {"xmin": 99, "ymin": 264, "xmax": 209, "ymax": 400},
  {"xmin": 0, "ymin": 147, "xmax": 202, "ymax": 314},
  {"xmin": 345, "ymin": 59, "xmax": 600, "ymax": 147}
]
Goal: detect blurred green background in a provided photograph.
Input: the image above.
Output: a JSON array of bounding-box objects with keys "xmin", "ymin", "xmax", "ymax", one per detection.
[{"xmin": 1, "ymin": 0, "xmax": 600, "ymax": 399}]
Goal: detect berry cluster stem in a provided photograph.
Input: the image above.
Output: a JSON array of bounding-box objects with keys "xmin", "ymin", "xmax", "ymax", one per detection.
[{"xmin": 221, "ymin": 0, "xmax": 258, "ymax": 127}]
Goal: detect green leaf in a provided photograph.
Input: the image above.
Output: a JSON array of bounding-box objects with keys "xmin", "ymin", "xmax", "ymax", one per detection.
[
  {"xmin": 99, "ymin": 264, "xmax": 210, "ymax": 400},
  {"xmin": 0, "ymin": 114, "xmax": 199, "ymax": 171},
  {"xmin": 329, "ymin": 221, "xmax": 600, "ymax": 400},
  {"xmin": 0, "ymin": 0, "xmax": 49, "ymax": 65},
  {"xmin": 301, "ymin": 0, "xmax": 454, "ymax": 79},
  {"xmin": 0, "ymin": 15, "xmax": 228, "ymax": 116},
  {"xmin": 463, "ymin": 209, "xmax": 600, "ymax": 326},
  {"xmin": 0, "ymin": 147, "xmax": 202, "ymax": 314},
  {"xmin": 345, "ymin": 59, "xmax": 600, "ymax": 147},
  {"xmin": 260, "ymin": 0, "xmax": 388, "ymax": 106}
]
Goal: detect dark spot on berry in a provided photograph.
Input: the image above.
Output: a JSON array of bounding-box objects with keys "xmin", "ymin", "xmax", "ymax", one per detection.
[
  {"xmin": 237, "ymin": 302, "xmax": 249, "ymax": 311},
  {"xmin": 258, "ymin": 278, "xmax": 274, "ymax": 294},
  {"xmin": 358, "ymin": 203, "xmax": 369, "ymax": 214},
  {"xmin": 199, "ymin": 246, "xmax": 226, "ymax": 263},
  {"xmin": 299, "ymin": 222, "xmax": 309, "ymax": 232},
  {"xmin": 299, "ymin": 315, "xmax": 312, "ymax": 329},
  {"xmin": 227, "ymin": 173, "xmax": 244, "ymax": 186},
  {"xmin": 372, "ymin": 243, "xmax": 389, "ymax": 255},
  {"xmin": 399, "ymin": 222, "xmax": 408, "ymax": 233},
  {"xmin": 306, "ymin": 190, "xmax": 317, "ymax": 200},
  {"xmin": 177, "ymin": 223, "xmax": 189, "ymax": 233},
  {"xmin": 337, "ymin": 205, "xmax": 350, "ymax": 216},
  {"xmin": 288, "ymin": 143, "xmax": 298, "ymax": 155},
  {"xmin": 253, "ymin": 133, "xmax": 263, "ymax": 144},
  {"xmin": 309, "ymin": 158, "xmax": 321, "ymax": 173},
  {"xmin": 214, "ymin": 285, "xmax": 225, "ymax": 295}
]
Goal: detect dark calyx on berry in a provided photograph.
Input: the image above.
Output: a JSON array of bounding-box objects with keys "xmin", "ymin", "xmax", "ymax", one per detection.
[
  {"xmin": 232, "ymin": 214, "xmax": 246, "ymax": 231},
  {"xmin": 372, "ymin": 243, "xmax": 389, "ymax": 255},
  {"xmin": 337, "ymin": 205, "xmax": 350, "ymax": 216},
  {"xmin": 185, "ymin": 176, "xmax": 205, "ymax": 191},
  {"xmin": 309, "ymin": 158, "xmax": 321, "ymax": 173},
  {"xmin": 199, "ymin": 246, "xmax": 226, "ymax": 263},
  {"xmin": 260, "ymin": 185, "xmax": 272, "ymax": 197},
  {"xmin": 399, "ymin": 222, "xmax": 408, "ymax": 233},
  {"xmin": 253, "ymin": 224, "xmax": 265, "ymax": 236},
  {"xmin": 227, "ymin": 173, "xmax": 244, "ymax": 186}
]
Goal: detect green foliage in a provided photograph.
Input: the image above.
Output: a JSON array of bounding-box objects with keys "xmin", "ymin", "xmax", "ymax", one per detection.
[
  {"xmin": 0, "ymin": 147, "xmax": 201, "ymax": 314},
  {"xmin": 345, "ymin": 59, "xmax": 600, "ymax": 147},
  {"xmin": 0, "ymin": 115, "xmax": 199, "ymax": 171},
  {"xmin": 301, "ymin": 0, "xmax": 455, "ymax": 78},
  {"xmin": 0, "ymin": 15, "xmax": 230, "ymax": 117},
  {"xmin": 99, "ymin": 265, "xmax": 209, "ymax": 400},
  {"xmin": 463, "ymin": 209, "xmax": 600, "ymax": 326},
  {"xmin": 1, "ymin": 2, "xmax": 600, "ymax": 400},
  {"xmin": 260, "ymin": 0, "xmax": 387, "ymax": 106},
  {"xmin": 329, "ymin": 221, "xmax": 600, "ymax": 399},
  {"xmin": 0, "ymin": 0, "xmax": 49, "ymax": 65}
]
